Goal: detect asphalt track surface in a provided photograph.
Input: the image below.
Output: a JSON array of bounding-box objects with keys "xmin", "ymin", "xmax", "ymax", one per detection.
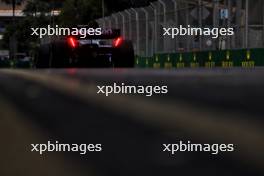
[{"xmin": 0, "ymin": 68, "xmax": 263, "ymax": 176}]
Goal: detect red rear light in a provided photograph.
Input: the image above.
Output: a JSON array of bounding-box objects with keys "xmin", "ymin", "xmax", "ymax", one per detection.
[
  {"xmin": 67, "ymin": 37, "xmax": 79, "ymax": 48},
  {"xmin": 113, "ymin": 37, "xmax": 123, "ymax": 47}
]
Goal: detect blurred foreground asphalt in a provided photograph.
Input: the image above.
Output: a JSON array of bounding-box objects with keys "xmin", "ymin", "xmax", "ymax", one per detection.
[{"xmin": 0, "ymin": 68, "xmax": 263, "ymax": 176}]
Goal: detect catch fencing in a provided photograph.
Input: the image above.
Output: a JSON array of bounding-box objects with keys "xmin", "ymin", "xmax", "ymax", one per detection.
[{"xmin": 96, "ymin": 0, "xmax": 264, "ymax": 57}]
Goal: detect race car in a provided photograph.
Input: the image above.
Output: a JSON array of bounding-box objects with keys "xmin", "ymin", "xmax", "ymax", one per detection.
[{"xmin": 35, "ymin": 28, "xmax": 135, "ymax": 68}]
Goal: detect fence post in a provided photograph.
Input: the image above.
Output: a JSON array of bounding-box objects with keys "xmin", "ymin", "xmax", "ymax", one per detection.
[
  {"xmin": 213, "ymin": 0, "xmax": 219, "ymax": 50},
  {"xmin": 112, "ymin": 13, "xmax": 118, "ymax": 29},
  {"xmin": 106, "ymin": 16, "xmax": 112, "ymax": 29},
  {"xmin": 102, "ymin": 18, "xmax": 106, "ymax": 29},
  {"xmin": 141, "ymin": 8, "xmax": 149, "ymax": 57},
  {"xmin": 263, "ymin": 0, "xmax": 264, "ymax": 47},
  {"xmin": 158, "ymin": 0, "xmax": 167, "ymax": 53},
  {"xmin": 198, "ymin": 0, "xmax": 202, "ymax": 50},
  {"xmin": 171, "ymin": 0, "xmax": 178, "ymax": 52},
  {"xmin": 235, "ymin": 0, "xmax": 242, "ymax": 49},
  {"xmin": 111, "ymin": 14, "xmax": 118, "ymax": 28},
  {"xmin": 124, "ymin": 10, "xmax": 132, "ymax": 40},
  {"xmin": 96, "ymin": 18, "xmax": 102, "ymax": 28},
  {"xmin": 245, "ymin": 0, "xmax": 249, "ymax": 48},
  {"xmin": 118, "ymin": 12, "xmax": 126, "ymax": 38},
  {"xmin": 227, "ymin": 0, "xmax": 232, "ymax": 49},
  {"xmin": 185, "ymin": 2, "xmax": 190, "ymax": 51},
  {"xmin": 131, "ymin": 8, "xmax": 140, "ymax": 56},
  {"xmin": 150, "ymin": 3, "xmax": 158, "ymax": 54}
]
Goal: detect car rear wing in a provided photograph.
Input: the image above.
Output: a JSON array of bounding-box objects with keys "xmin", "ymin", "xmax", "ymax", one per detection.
[
  {"xmin": 39, "ymin": 28, "xmax": 122, "ymax": 45},
  {"xmin": 80, "ymin": 28, "xmax": 121, "ymax": 39}
]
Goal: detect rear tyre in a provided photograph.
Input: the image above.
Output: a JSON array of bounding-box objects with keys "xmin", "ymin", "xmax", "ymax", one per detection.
[
  {"xmin": 35, "ymin": 44, "xmax": 50, "ymax": 68},
  {"xmin": 50, "ymin": 42, "xmax": 70, "ymax": 68},
  {"xmin": 113, "ymin": 40, "xmax": 135, "ymax": 68}
]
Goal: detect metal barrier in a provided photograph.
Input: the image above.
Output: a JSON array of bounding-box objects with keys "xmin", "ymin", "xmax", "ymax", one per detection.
[
  {"xmin": 97, "ymin": 0, "xmax": 264, "ymax": 57},
  {"xmin": 135, "ymin": 48, "xmax": 264, "ymax": 68}
]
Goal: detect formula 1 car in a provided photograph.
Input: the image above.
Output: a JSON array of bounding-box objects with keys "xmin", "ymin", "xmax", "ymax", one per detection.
[{"xmin": 35, "ymin": 28, "xmax": 134, "ymax": 68}]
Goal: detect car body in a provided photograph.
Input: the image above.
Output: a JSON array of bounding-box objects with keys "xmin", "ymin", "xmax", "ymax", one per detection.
[{"xmin": 36, "ymin": 28, "xmax": 135, "ymax": 68}]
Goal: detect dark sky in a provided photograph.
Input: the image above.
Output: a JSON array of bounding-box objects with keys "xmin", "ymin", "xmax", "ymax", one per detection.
[
  {"xmin": 35, "ymin": 0, "xmax": 155, "ymax": 11},
  {"xmin": 104, "ymin": 0, "xmax": 155, "ymax": 12}
]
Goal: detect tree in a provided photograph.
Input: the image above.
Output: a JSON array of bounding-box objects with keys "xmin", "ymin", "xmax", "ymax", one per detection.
[
  {"xmin": 23, "ymin": 0, "xmax": 51, "ymax": 17},
  {"xmin": 2, "ymin": 0, "xmax": 51, "ymax": 52},
  {"xmin": 104, "ymin": 0, "xmax": 155, "ymax": 12},
  {"xmin": 59, "ymin": 0, "xmax": 101, "ymax": 26},
  {"xmin": 58, "ymin": 0, "xmax": 155, "ymax": 26}
]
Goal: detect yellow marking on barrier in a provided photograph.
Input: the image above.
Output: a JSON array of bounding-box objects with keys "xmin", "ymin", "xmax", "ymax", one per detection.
[
  {"xmin": 176, "ymin": 62, "xmax": 185, "ymax": 68},
  {"xmin": 242, "ymin": 50, "xmax": 254, "ymax": 67},
  {"xmin": 155, "ymin": 56, "xmax": 159, "ymax": 62},
  {"xmin": 205, "ymin": 52, "xmax": 215, "ymax": 68},
  {"xmin": 179, "ymin": 54, "xmax": 183, "ymax": 62},
  {"xmin": 153, "ymin": 55, "xmax": 160, "ymax": 68},
  {"xmin": 146, "ymin": 58, "xmax": 149, "ymax": 66},
  {"xmin": 209, "ymin": 52, "xmax": 212, "ymax": 61},
  {"xmin": 190, "ymin": 53, "xmax": 199, "ymax": 67},
  {"xmin": 226, "ymin": 51, "xmax": 230, "ymax": 60},
  {"xmin": 205, "ymin": 61, "xmax": 215, "ymax": 68},
  {"xmin": 153, "ymin": 63, "xmax": 161, "ymax": 68},
  {"xmin": 246, "ymin": 50, "xmax": 251, "ymax": 60},
  {"xmin": 222, "ymin": 61, "xmax": 233, "ymax": 68},
  {"xmin": 242, "ymin": 61, "xmax": 255, "ymax": 68},
  {"xmin": 193, "ymin": 53, "xmax": 197, "ymax": 62},
  {"xmin": 167, "ymin": 54, "xmax": 170, "ymax": 62},
  {"xmin": 190, "ymin": 62, "xmax": 199, "ymax": 68},
  {"xmin": 165, "ymin": 62, "xmax": 173, "ymax": 69}
]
